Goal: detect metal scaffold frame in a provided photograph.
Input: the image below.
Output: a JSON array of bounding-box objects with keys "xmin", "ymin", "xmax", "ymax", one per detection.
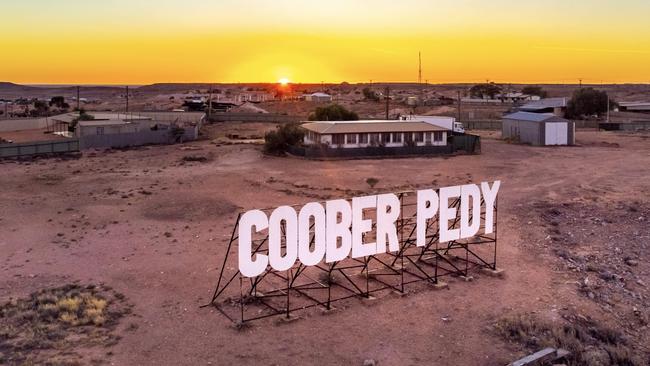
[{"xmin": 205, "ymin": 190, "xmax": 498, "ymax": 324}]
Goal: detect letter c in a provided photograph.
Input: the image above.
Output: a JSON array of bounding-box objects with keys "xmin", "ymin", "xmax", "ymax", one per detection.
[{"xmin": 238, "ymin": 210, "xmax": 269, "ymax": 277}]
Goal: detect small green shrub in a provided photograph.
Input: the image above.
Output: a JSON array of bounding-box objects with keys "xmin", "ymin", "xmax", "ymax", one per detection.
[{"xmin": 263, "ymin": 123, "xmax": 305, "ymax": 155}]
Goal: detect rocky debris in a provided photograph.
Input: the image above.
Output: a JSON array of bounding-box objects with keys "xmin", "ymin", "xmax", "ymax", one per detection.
[
  {"xmin": 521, "ymin": 200, "xmax": 650, "ymax": 353},
  {"xmin": 182, "ymin": 155, "xmax": 208, "ymax": 163}
]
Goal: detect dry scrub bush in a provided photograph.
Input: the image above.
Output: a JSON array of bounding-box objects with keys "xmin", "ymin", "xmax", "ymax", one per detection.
[{"xmin": 494, "ymin": 314, "xmax": 644, "ymax": 366}]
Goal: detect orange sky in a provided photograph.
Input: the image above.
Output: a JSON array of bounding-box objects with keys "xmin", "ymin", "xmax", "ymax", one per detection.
[{"xmin": 2, "ymin": 0, "xmax": 650, "ymax": 84}]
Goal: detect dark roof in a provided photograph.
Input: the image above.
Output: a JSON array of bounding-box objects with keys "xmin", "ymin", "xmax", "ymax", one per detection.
[
  {"xmin": 520, "ymin": 97, "xmax": 568, "ymax": 111},
  {"xmin": 503, "ymin": 112, "xmax": 569, "ymax": 123},
  {"xmin": 301, "ymin": 120, "xmax": 448, "ymax": 134}
]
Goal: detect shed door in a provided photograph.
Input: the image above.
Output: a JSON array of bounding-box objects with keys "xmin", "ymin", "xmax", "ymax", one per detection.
[{"xmin": 545, "ymin": 122, "xmax": 568, "ymax": 145}]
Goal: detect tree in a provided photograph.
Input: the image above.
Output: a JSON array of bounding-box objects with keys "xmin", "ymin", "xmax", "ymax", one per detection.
[
  {"xmin": 565, "ymin": 88, "xmax": 615, "ymax": 119},
  {"xmin": 49, "ymin": 96, "xmax": 69, "ymax": 110},
  {"xmin": 32, "ymin": 100, "xmax": 50, "ymax": 117},
  {"xmin": 309, "ymin": 104, "xmax": 359, "ymax": 121},
  {"xmin": 522, "ymin": 86, "xmax": 548, "ymax": 98},
  {"xmin": 263, "ymin": 123, "xmax": 305, "ymax": 155},
  {"xmin": 469, "ymin": 83, "xmax": 502, "ymax": 99},
  {"xmin": 362, "ymin": 87, "xmax": 380, "ymax": 102}
]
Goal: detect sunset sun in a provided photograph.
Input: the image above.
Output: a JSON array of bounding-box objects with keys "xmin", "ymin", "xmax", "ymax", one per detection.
[{"xmin": 278, "ymin": 78, "xmax": 290, "ymax": 86}]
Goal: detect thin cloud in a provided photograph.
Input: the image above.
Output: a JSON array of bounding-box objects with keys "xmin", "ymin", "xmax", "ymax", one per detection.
[{"xmin": 534, "ymin": 45, "xmax": 650, "ymax": 55}]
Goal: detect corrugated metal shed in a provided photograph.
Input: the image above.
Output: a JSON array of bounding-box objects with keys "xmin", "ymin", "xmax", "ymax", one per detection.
[
  {"xmin": 502, "ymin": 112, "xmax": 574, "ymax": 146},
  {"xmin": 503, "ymin": 112, "xmax": 568, "ymax": 123}
]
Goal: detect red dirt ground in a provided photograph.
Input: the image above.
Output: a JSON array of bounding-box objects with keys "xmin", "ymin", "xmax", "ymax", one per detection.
[{"xmin": 1, "ymin": 129, "xmax": 648, "ymax": 365}]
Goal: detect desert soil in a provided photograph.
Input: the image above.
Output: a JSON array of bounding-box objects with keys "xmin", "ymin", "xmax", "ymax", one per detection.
[{"xmin": 1, "ymin": 127, "xmax": 649, "ymax": 365}]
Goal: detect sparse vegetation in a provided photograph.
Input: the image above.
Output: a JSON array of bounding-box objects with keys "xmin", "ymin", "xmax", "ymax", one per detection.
[
  {"xmin": 31, "ymin": 100, "xmax": 50, "ymax": 117},
  {"xmin": 69, "ymin": 110, "xmax": 95, "ymax": 132},
  {"xmin": 182, "ymin": 154, "xmax": 210, "ymax": 162},
  {"xmin": 565, "ymin": 88, "xmax": 616, "ymax": 119},
  {"xmin": 0, "ymin": 284, "xmax": 131, "ymax": 365},
  {"xmin": 522, "ymin": 85, "xmax": 548, "ymax": 98},
  {"xmin": 469, "ymin": 82, "xmax": 502, "ymax": 99},
  {"xmin": 362, "ymin": 87, "xmax": 380, "ymax": 102},
  {"xmin": 263, "ymin": 122, "xmax": 305, "ymax": 155},
  {"xmin": 494, "ymin": 313, "xmax": 644, "ymax": 366},
  {"xmin": 308, "ymin": 104, "xmax": 359, "ymax": 121},
  {"xmin": 365, "ymin": 177, "xmax": 379, "ymax": 188},
  {"xmin": 49, "ymin": 96, "xmax": 70, "ymax": 110}
]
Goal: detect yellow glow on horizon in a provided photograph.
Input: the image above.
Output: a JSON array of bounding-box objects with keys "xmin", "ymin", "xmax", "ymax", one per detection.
[
  {"xmin": 1, "ymin": 1, "xmax": 650, "ymax": 84},
  {"xmin": 278, "ymin": 78, "xmax": 290, "ymax": 86}
]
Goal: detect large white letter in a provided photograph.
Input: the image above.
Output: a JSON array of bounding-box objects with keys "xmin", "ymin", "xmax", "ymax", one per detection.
[
  {"xmin": 351, "ymin": 195, "xmax": 377, "ymax": 258},
  {"xmin": 481, "ymin": 181, "xmax": 501, "ymax": 234},
  {"xmin": 298, "ymin": 202, "xmax": 326, "ymax": 266},
  {"xmin": 376, "ymin": 193, "xmax": 401, "ymax": 254},
  {"xmin": 268, "ymin": 206, "xmax": 298, "ymax": 271},
  {"xmin": 439, "ymin": 185, "xmax": 461, "ymax": 242},
  {"xmin": 238, "ymin": 209, "xmax": 269, "ymax": 277},
  {"xmin": 460, "ymin": 184, "xmax": 481, "ymax": 239},
  {"xmin": 416, "ymin": 189, "xmax": 439, "ymax": 247},
  {"xmin": 325, "ymin": 199, "xmax": 352, "ymax": 263}
]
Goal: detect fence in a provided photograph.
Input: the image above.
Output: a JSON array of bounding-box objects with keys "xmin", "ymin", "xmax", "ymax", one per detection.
[
  {"xmin": 137, "ymin": 111, "xmax": 205, "ymax": 124},
  {"xmin": 599, "ymin": 121, "xmax": 650, "ymax": 131},
  {"xmin": 207, "ymin": 113, "xmax": 302, "ymax": 123},
  {"xmin": 453, "ymin": 134, "xmax": 481, "ymax": 154},
  {"xmin": 0, "ymin": 139, "xmax": 79, "ymax": 158},
  {"xmin": 462, "ymin": 119, "xmax": 599, "ymax": 130},
  {"xmin": 79, "ymin": 130, "xmax": 170, "ymax": 149},
  {"xmin": 462, "ymin": 120, "xmax": 502, "ymax": 130}
]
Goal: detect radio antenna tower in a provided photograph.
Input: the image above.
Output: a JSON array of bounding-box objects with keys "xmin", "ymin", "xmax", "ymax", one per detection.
[{"xmin": 418, "ymin": 52, "xmax": 422, "ymax": 84}]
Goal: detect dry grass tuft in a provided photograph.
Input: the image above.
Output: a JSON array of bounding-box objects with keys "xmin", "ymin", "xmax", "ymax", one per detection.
[
  {"xmin": 0, "ymin": 284, "xmax": 131, "ymax": 365},
  {"xmin": 493, "ymin": 313, "xmax": 645, "ymax": 366}
]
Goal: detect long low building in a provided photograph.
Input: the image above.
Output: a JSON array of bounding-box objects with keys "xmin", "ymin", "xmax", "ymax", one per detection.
[
  {"xmin": 618, "ymin": 101, "xmax": 650, "ymax": 113},
  {"xmin": 51, "ymin": 112, "xmax": 199, "ymax": 149},
  {"xmin": 502, "ymin": 112, "xmax": 575, "ymax": 146},
  {"xmin": 302, "ymin": 120, "xmax": 448, "ymax": 148}
]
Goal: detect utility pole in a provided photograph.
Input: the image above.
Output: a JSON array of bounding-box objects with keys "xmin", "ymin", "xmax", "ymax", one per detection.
[
  {"xmin": 457, "ymin": 90, "xmax": 462, "ymax": 122},
  {"xmin": 418, "ymin": 52, "xmax": 423, "ymax": 107},
  {"xmin": 385, "ymin": 86, "xmax": 390, "ymax": 120},
  {"xmin": 579, "ymin": 79, "xmax": 582, "ymax": 88},
  {"xmin": 125, "ymin": 85, "xmax": 129, "ymax": 113},
  {"xmin": 76, "ymin": 86, "xmax": 80, "ymax": 111},
  {"xmin": 208, "ymin": 84, "xmax": 213, "ymax": 121},
  {"xmin": 607, "ymin": 95, "xmax": 610, "ymax": 123}
]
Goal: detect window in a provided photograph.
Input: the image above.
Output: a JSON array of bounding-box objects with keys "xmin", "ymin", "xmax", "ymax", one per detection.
[
  {"xmin": 434, "ymin": 131, "xmax": 443, "ymax": 142},
  {"xmin": 332, "ymin": 134, "xmax": 345, "ymax": 145},
  {"xmin": 392, "ymin": 132, "xmax": 402, "ymax": 143},
  {"xmin": 381, "ymin": 133, "xmax": 391, "ymax": 144},
  {"xmin": 96, "ymin": 127, "xmax": 104, "ymax": 135},
  {"xmin": 414, "ymin": 132, "xmax": 424, "ymax": 143},
  {"xmin": 346, "ymin": 134, "xmax": 357, "ymax": 144},
  {"xmin": 359, "ymin": 133, "xmax": 369, "ymax": 144},
  {"xmin": 425, "ymin": 132, "xmax": 432, "ymax": 144},
  {"xmin": 370, "ymin": 133, "xmax": 380, "ymax": 144},
  {"xmin": 404, "ymin": 132, "xmax": 413, "ymax": 143}
]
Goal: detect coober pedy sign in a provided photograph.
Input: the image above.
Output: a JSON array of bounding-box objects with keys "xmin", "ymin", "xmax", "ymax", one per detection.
[{"xmin": 207, "ymin": 181, "xmax": 502, "ymax": 324}]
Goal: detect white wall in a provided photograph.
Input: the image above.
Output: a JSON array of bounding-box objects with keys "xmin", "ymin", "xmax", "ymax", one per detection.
[
  {"xmin": 305, "ymin": 131, "xmax": 447, "ymax": 148},
  {"xmin": 78, "ymin": 122, "xmax": 143, "ymax": 137}
]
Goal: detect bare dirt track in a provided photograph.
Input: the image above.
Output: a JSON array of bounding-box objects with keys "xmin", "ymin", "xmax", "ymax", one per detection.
[{"xmin": 1, "ymin": 128, "xmax": 649, "ymax": 365}]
